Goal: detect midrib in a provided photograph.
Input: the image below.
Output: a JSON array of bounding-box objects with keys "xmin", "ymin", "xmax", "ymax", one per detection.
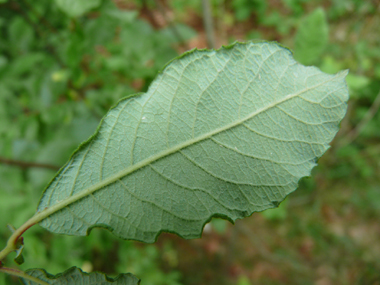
[{"xmin": 35, "ymin": 73, "xmax": 342, "ymax": 223}]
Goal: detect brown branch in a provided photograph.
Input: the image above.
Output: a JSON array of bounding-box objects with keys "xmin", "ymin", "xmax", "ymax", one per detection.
[{"xmin": 0, "ymin": 157, "xmax": 60, "ymax": 171}]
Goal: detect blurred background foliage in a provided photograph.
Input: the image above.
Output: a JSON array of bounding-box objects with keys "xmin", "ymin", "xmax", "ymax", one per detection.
[{"xmin": 0, "ymin": 0, "xmax": 380, "ymax": 284}]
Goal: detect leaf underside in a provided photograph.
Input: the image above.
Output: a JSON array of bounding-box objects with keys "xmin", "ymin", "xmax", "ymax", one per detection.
[
  {"xmin": 21, "ymin": 267, "xmax": 139, "ymax": 285},
  {"xmin": 37, "ymin": 42, "xmax": 348, "ymax": 243}
]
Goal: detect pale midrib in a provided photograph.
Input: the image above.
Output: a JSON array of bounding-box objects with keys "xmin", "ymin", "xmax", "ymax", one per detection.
[{"xmin": 35, "ymin": 74, "xmax": 342, "ymax": 224}]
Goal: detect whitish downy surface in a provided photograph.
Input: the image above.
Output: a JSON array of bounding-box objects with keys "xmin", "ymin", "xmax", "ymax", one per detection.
[{"xmin": 37, "ymin": 42, "xmax": 349, "ymax": 242}]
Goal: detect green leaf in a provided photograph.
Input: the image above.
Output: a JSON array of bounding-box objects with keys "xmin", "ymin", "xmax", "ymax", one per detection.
[
  {"xmin": 159, "ymin": 24, "xmax": 197, "ymax": 44},
  {"xmin": 294, "ymin": 8, "xmax": 329, "ymax": 65},
  {"xmin": 21, "ymin": 267, "xmax": 140, "ymax": 285},
  {"xmin": 106, "ymin": 10, "xmax": 138, "ymax": 23},
  {"xmin": 345, "ymin": 74, "xmax": 370, "ymax": 90},
  {"xmin": 54, "ymin": 0, "xmax": 101, "ymax": 17},
  {"xmin": 36, "ymin": 42, "xmax": 348, "ymax": 243}
]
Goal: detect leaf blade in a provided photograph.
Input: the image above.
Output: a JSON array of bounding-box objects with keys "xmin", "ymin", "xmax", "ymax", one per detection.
[
  {"xmin": 36, "ymin": 42, "xmax": 348, "ymax": 242},
  {"xmin": 294, "ymin": 8, "xmax": 329, "ymax": 65},
  {"xmin": 54, "ymin": 0, "xmax": 101, "ymax": 17},
  {"xmin": 21, "ymin": 267, "xmax": 139, "ymax": 285}
]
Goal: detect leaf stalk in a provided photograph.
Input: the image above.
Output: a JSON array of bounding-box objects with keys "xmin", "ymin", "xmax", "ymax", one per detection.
[
  {"xmin": 0, "ymin": 219, "xmax": 36, "ymax": 262},
  {"xmin": 0, "ymin": 266, "xmax": 50, "ymax": 285}
]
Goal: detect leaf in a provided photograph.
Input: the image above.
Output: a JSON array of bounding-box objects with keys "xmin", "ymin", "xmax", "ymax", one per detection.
[
  {"xmin": 35, "ymin": 42, "xmax": 348, "ymax": 243},
  {"xmin": 54, "ymin": 0, "xmax": 101, "ymax": 18},
  {"xmin": 294, "ymin": 8, "xmax": 329, "ymax": 65},
  {"xmin": 106, "ymin": 10, "xmax": 138, "ymax": 23},
  {"xmin": 21, "ymin": 267, "xmax": 140, "ymax": 285}
]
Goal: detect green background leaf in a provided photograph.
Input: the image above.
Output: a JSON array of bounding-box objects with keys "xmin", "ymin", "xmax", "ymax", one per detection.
[
  {"xmin": 21, "ymin": 267, "xmax": 139, "ymax": 285},
  {"xmin": 36, "ymin": 42, "xmax": 348, "ymax": 243},
  {"xmin": 294, "ymin": 8, "xmax": 329, "ymax": 65},
  {"xmin": 54, "ymin": 0, "xmax": 101, "ymax": 17}
]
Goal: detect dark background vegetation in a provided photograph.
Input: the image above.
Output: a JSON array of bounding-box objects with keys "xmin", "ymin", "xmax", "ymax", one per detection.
[{"xmin": 0, "ymin": 0, "xmax": 380, "ymax": 284}]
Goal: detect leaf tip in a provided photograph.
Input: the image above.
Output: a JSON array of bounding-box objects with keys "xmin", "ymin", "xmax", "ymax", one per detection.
[{"xmin": 339, "ymin": 69, "xmax": 349, "ymax": 77}]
